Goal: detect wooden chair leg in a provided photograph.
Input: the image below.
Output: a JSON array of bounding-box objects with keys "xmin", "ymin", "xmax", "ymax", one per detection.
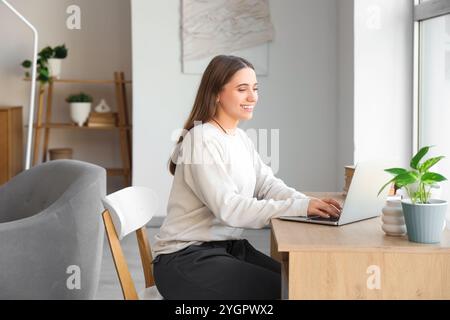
[
  {"xmin": 136, "ymin": 227, "xmax": 156, "ymax": 288},
  {"xmin": 102, "ymin": 209, "xmax": 139, "ymax": 300}
]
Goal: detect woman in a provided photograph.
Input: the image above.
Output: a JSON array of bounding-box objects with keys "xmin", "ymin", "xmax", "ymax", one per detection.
[{"xmin": 152, "ymin": 55, "xmax": 341, "ymax": 300}]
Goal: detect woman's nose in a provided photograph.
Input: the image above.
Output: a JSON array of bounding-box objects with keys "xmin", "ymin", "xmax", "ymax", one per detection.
[{"xmin": 248, "ymin": 91, "xmax": 257, "ymax": 102}]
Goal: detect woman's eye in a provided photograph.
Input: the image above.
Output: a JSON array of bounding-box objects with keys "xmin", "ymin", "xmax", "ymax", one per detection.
[{"xmin": 237, "ymin": 87, "xmax": 258, "ymax": 93}]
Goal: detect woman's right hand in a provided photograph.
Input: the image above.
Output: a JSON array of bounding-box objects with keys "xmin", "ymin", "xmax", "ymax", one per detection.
[{"xmin": 307, "ymin": 198, "xmax": 341, "ymax": 218}]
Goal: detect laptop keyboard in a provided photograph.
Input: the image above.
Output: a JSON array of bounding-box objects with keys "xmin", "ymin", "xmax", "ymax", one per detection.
[{"xmin": 308, "ymin": 215, "xmax": 340, "ymax": 222}]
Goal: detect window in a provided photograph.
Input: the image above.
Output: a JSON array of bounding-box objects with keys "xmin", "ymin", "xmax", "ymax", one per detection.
[{"xmin": 414, "ymin": 0, "xmax": 450, "ymax": 215}]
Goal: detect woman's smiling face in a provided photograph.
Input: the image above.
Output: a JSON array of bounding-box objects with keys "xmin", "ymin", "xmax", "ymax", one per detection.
[{"xmin": 217, "ymin": 67, "xmax": 258, "ymax": 122}]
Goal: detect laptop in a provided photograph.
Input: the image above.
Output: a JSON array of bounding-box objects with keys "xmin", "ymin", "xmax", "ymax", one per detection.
[{"xmin": 279, "ymin": 161, "xmax": 392, "ymax": 226}]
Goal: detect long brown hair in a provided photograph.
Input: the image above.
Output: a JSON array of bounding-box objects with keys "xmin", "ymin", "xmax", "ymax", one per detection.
[{"xmin": 168, "ymin": 55, "xmax": 254, "ymax": 175}]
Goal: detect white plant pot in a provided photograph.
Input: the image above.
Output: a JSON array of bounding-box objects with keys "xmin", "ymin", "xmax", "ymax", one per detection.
[
  {"xmin": 48, "ymin": 58, "xmax": 62, "ymax": 79},
  {"xmin": 401, "ymin": 199, "xmax": 447, "ymax": 243},
  {"xmin": 70, "ymin": 102, "xmax": 91, "ymax": 127}
]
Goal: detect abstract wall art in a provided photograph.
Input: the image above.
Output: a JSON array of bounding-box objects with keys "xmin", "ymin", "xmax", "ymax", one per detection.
[{"xmin": 181, "ymin": 0, "xmax": 274, "ymax": 75}]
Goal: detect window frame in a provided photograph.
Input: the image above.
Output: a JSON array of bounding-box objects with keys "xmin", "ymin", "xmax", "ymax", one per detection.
[{"xmin": 413, "ymin": 0, "xmax": 450, "ymax": 154}]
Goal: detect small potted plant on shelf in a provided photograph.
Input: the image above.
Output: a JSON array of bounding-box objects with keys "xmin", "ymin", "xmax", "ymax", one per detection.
[
  {"xmin": 378, "ymin": 145, "xmax": 447, "ymax": 243},
  {"xmin": 66, "ymin": 92, "xmax": 93, "ymax": 127},
  {"xmin": 47, "ymin": 44, "xmax": 68, "ymax": 79},
  {"xmin": 21, "ymin": 44, "xmax": 68, "ymax": 83}
]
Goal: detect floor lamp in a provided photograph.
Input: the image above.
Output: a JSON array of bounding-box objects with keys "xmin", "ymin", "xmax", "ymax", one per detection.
[{"xmin": 2, "ymin": 0, "xmax": 38, "ymax": 170}]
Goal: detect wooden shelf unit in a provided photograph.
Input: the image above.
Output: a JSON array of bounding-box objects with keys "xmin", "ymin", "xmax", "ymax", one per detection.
[
  {"xmin": 30, "ymin": 71, "xmax": 132, "ymax": 186},
  {"xmin": 31, "ymin": 123, "xmax": 131, "ymax": 130}
]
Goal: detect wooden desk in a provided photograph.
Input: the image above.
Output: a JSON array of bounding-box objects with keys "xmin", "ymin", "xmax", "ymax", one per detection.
[{"xmin": 270, "ymin": 192, "xmax": 450, "ymax": 299}]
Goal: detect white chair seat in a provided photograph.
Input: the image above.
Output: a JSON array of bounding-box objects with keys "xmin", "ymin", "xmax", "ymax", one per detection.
[{"xmin": 138, "ymin": 285, "xmax": 164, "ymax": 300}]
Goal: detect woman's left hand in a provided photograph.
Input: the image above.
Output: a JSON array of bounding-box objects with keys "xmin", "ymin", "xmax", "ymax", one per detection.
[
  {"xmin": 307, "ymin": 197, "xmax": 342, "ymax": 218},
  {"xmin": 320, "ymin": 198, "xmax": 342, "ymax": 213}
]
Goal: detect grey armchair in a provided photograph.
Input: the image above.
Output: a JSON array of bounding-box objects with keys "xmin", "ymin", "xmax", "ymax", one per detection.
[{"xmin": 0, "ymin": 160, "xmax": 106, "ymax": 299}]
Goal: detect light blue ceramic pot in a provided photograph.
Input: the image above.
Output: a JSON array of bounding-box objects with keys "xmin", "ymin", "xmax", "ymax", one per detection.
[{"xmin": 401, "ymin": 199, "xmax": 447, "ymax": 244}]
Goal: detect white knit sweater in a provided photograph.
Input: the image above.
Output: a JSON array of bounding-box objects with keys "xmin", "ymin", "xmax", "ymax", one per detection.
[{"xmin": 153, "ymin": 123, "xmax": 310, "ymax": 257}]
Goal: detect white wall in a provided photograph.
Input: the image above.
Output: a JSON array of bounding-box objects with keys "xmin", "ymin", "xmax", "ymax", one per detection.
[
  {"xmin": 337, "ymin": 0, "xmax": 355, "ymax": 191},
  {"xmin": 354, "ymin": 0, "xmax": 413, "ymax": 167},
  {"xmin": 0, "ymin": 0, "xmax": 131, "ymax": 192},
  {"xmin": 132, "ymin": 0, "xmax": 341, "ymax": 218}
]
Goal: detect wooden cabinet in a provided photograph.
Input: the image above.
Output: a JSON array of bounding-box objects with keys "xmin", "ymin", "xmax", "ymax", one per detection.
[{"xmin": 0, "ymin": 106, "xmax": 23, "ymax": 185}]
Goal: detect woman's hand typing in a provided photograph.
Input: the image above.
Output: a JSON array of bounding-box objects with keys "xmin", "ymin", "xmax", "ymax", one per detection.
[{"xmin": 307, "ymin": 198, "xmax": 342, "ymax": 218}]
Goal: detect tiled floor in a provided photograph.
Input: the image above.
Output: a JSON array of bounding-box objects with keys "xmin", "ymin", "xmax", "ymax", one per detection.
[{"xmin": 96, "ymin": 227, "xmax": 271, "ymax": 300}]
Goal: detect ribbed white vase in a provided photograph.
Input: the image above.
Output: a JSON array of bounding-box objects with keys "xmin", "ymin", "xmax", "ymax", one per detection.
[{"xmin": 382, "ymin": 196, "xmax": 406, "ymax": 236}]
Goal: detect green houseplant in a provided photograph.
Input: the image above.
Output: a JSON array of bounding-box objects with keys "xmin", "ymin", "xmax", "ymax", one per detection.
[
  {"xmin": 378, "ymin": 146, "xmax": 447, "ymax": 243},
  {"xmin": 66, "ymin": 93, "xmax": 93, "ymax": 104},
  {"xmin": 66, "ymin": 92, "xmax": 93, "ymax": 127},
  {"xmin": 22, "ymin": 44, "xmax": 68, "ymax": 83}
]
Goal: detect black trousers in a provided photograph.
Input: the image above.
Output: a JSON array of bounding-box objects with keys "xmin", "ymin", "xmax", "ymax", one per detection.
[{"xmin": 153, "ymin": 239, "xmax": 281, "ymax": 300}]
